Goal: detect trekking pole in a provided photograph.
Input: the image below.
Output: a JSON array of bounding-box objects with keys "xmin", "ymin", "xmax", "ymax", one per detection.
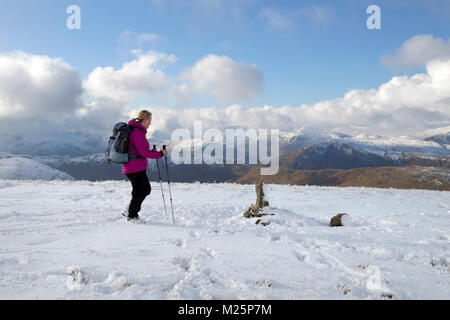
[
  {"xmin": 153, "ymin": 145, "xmax": 168, "ymax": 221},
  {"xmin": 162, "ymin": 145, "xmax": 175, "ymax": 224}
]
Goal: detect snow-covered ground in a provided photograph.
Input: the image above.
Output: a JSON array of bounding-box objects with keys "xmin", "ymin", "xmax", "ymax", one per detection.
[{"xmin": 0, "ymin": 180, "xmax": 448, "ymax": 300}]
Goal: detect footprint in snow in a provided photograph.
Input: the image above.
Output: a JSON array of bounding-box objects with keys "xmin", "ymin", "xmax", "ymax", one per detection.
[
  {"xmin": 201, "ymin": 248, "xmax": 218, "ymax": 257},
  {"xmin": 172, "ymin": 256, "xmax": 193, "ymax": 272},
  {"xmin": 293, "ymin": 250, "xmax": 306, "ymax": 262},
  {"xmin": 105, "ymin": 271, "xmax": 133, "ymax": 290},
  {"xmin": 66, "ymin": 265, "xmax": 87, "ymax": 291},
  {"xmin": 270, "ymin": 233, "xmax": 281, "ymax": 241},
  {"xmin": 336, "ymin": 283, "xmax": 352, "ymax": 296},
  {"xmin": 173, "ymin": 238, "xmax": 186, "ymax": 247},
  {"xmin": 189, "ymin": 231, "xmax": 200, "ymax": 239}
]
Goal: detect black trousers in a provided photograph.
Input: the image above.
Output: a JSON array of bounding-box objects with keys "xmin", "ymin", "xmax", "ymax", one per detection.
[{"xmin": 125, "ymin": 170, "xmax": 151, "ymax": 218}]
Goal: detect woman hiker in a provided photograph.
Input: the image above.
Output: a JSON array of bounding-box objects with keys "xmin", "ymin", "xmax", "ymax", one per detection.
[{"xmin": 122, "ymin": 110, "xmax": 168, "ymax": 221}]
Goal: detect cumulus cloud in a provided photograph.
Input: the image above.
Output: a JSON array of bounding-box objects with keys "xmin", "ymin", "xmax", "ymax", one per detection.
[
  {"xmin": 1, "ymin": 47, "xmax": 449, "ymax": 156},
  {"xmin": 170, "ymin": 83, "xmax": 193, "ymax": 107},
  {"xmin": 83, "ymin": 50, "xmax": 176, "ymax": 102},
  {"xmin": 0, "ymin": 51, "xmax": 132, "ymax": 153},
  {"xmin": 181, "ymin": 54, "xmax": 264, "ymax": 104},
  {"xmin": 117, "ymin": 31, "xmax": 162, "ymax": 57},
  {"xmin": 0, "ymin": 49, "xmax": 264, "ymax": 147},
  {"xmin": 382, "ymin": 35, "xmax": 450, "ymax": 70},
  {"xmin": 84, "ymin": 51, "xmax": 262, "ymax": 106},
  {"xmin": 147, "ymin": 59, "xmax": 450, "ymax": 139},
  {"xmin": 73, "ymin": 98, "xmax": 130, "ymax": 133},
  {"xmin": 0, "ymin": 51, "xmax": 82, "ymax": 121}
]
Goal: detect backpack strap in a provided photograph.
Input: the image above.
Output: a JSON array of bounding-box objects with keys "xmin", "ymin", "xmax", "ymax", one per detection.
[{"xmin": 128, "ymin": 153, "xmax": 142, "ymax": 161}]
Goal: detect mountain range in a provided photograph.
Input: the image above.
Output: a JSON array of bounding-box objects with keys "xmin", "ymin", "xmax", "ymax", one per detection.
[{"xmin": 0, "ymin": 128, "xmax": 448, "ymax": 190}]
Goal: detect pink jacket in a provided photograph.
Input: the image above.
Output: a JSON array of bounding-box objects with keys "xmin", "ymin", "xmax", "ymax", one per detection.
[{"xmin": 122, "ymin": 120, "xmax": 164, "ymax": 174}]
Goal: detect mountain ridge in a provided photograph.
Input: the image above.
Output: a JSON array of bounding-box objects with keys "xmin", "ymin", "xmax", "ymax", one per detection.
[{"xmin": 0, "ymin": 129, "xmax": 449, "ymax": 190}]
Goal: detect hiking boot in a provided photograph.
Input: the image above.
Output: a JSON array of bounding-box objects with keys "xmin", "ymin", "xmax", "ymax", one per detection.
[
  {"xmin": 127, "ymin": 216, "xmax": 146, "ymax": 224},
  {"xmin": 121, "ymin": 204, "xmax": 130, "ymax": 218}
]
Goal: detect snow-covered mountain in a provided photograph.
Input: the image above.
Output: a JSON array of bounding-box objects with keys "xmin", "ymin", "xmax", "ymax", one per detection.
[
  {"xmin": 0, "ymin": 131, "xmax": 105, "ymax": 157},
  {"xmin": 425, "ymin": 133, "xmax": 450, "ymax": 146},
  {"xmin": 1, "ymin": 125, "xmax": 448, "ymax": 160},
  {"xmin": 0, "ymin": 128, "xmax": 448, "ymax": 183},
  {"xmin": 282, "ymin": 141, "xmax": 396, "ymax": 170},
  {"xmin": 0, "ymin": 157, "xmax": 74, "ymax": 180},
  {"xmin": 0, "ymin": 180, "xmax": 448, "ymax": 299},
  {"xmin": 281, "ymin": 130, "xmax": 450, "ymax": 160},
  {"xmin": 421, "ymin": 126, "xmax": 450, "ymax": 138}
]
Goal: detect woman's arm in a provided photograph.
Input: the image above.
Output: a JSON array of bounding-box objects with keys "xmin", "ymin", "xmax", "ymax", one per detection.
[{"xmin": 133, "ymin": 132, "xmax": 164, "ymax": 159}]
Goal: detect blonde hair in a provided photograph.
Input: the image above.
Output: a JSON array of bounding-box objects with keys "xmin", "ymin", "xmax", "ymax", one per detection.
[{"xmin": 133, "ymin": 110, "xmax": 152, "ymax": 123}]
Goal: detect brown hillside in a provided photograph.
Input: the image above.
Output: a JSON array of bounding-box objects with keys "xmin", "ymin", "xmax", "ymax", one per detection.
[{"xmin": 231, "ymin": 165, "xmax": 450, "ymax": 191}]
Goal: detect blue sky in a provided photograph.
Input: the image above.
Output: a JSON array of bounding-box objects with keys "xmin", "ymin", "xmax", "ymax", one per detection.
[{"xmin": 0, "ymin": 0, "xmax": 449, "ymax": 110}]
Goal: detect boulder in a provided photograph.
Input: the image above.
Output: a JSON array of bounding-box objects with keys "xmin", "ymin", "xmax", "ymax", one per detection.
[{"xmin": 330, "ymin": 213, "xmax": 348, "ymax": 227}]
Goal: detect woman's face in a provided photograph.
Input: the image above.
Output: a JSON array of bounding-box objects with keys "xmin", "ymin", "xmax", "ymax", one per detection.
[{"xmin": 142, "ymin": 117, "xmax": 152, "ymax": 129}]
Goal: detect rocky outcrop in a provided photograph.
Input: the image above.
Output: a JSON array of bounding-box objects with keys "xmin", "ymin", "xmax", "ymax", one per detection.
[{"xmin": 243, "ymin": 182, "xmax": 273, "ymax": 225}]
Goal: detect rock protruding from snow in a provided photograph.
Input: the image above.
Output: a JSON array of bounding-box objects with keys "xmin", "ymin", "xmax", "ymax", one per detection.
[
  {"xmin": 330, "ymin": 213, "xmax": 349, "ymax": 227},
  {"xmin": 243, "ymin": 182, "xmax": 273, "ymax": 223},
  {"xmin": 243, "ymin": 203, "xmax": 268, "ymax": 218},
  {"xmin": 256, "ymin": 181, "xmax": 269, "ymax": 208},
  {"xmin": 243, "ymin": 182, "xmax": 277, "ymax": 225}
]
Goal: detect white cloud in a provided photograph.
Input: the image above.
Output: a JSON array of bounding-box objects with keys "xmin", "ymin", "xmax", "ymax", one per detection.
[
  {"xmin": 259, "ymin": 5, "xmax": 336, "ymax": 31},
  {"xmin": 182, "ymin": 54, "xmax": 264, "ymax": 104},
  {"xmin": 1, "ymin": 49, "xmax": 449, "ymax": 155},
  {"xmin": 0, "ymin": 51, "xmax": 82, "ymax": 120},
  {"xmin": 0, "ymin": 50, "xmax": 262, "ymax": 136},
  {"xmin": 84, "ymin": 52, "xmax": 263, "ymax": 106},
  {"xmin": 382, "ymin": 35, "xmax": 450, "ymax": 70},
  {"xmin": 299, "ymin": 5, "xmax": 336, "ymax": 26},
  {"xmin": 83, "ymin": 50, "xmax": 176, "ymax": 102},
  {"xmin": 0, "ymin": 51, "xmax": 132, "ymax": 147},
  {"xmin": 170, "ymin": 83, "xmax": 193, "ymax": 107},
  {"xmin": 117, "ymin": 31, "xmax": 162, "ymax": 54},
  {"xmin": 148, "ymin": 59, "xmax": 450, "ymax": 138},
  {"xmin": 258, "ymin": 7, "xmax": 296, "ymax": 31}
]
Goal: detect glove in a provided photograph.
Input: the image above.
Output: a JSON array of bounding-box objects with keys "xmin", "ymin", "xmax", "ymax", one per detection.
[{"xmin": 152, "ymin": 145, "xmax": 167, "ymax": 156}]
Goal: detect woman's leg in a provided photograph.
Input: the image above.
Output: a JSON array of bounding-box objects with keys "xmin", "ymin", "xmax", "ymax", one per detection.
[{"xmin": 125, "ymin": 171, "xmax": 151, "ymax": 218}]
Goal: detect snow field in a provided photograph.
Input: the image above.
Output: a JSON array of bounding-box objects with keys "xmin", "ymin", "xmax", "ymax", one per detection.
[{"xmin": 0, "ymin": 180, "xmax": 448, "ymax": 299}]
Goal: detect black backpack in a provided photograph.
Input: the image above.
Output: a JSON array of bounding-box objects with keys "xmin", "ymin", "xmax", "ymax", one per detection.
[{"xmin": 105, "ymin": 122, "xmax": 141, "ymax": 164}]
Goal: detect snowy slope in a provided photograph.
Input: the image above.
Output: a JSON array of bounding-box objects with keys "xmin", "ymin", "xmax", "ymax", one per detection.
[
  {"xmin": 281, "ymin": 131, "xmax": 450, "ymax": 160},
  {"xmin": 0, "ymin": 180, "xmax": 448, "ymax": 299},
  {"xmin": 0, "ymin": 131, "xmax": 104, "ymax": 157},
  {"xmin": 0, "ymin": 157, "xmax": 74, "ymax": 180},
  {"xmin": 346, "ymin": 134, "xmax": 449, "ymax": 159},
  {"xmin": 421, "ymin": 126, "xmax": 450, "ymax": 138}
]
